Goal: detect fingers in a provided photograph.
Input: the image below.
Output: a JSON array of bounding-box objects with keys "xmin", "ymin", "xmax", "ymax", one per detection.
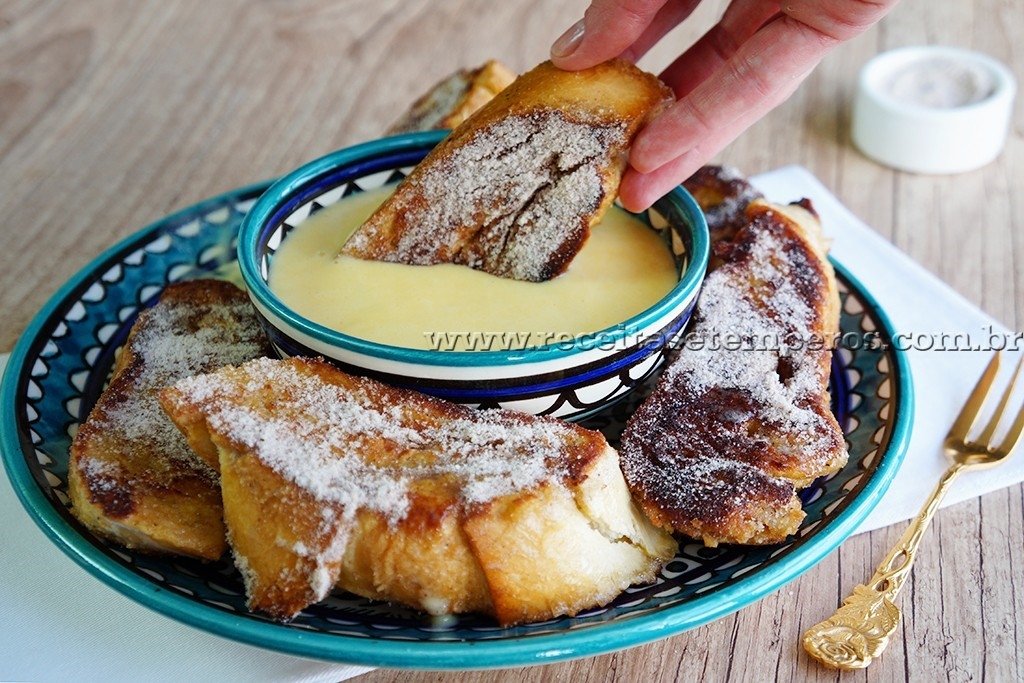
[
  {"xmin": 617, "ymin": 77, "xmax": 796, "ymax": 211},
  {"xmin": 632, "ymin": 0, "xmax": 899, "ymax": 179},
  {"xmin": 659, "ymin": 0, "xmax": 781, "ymax": 98},
  {"xmin": 618, "ymin": 151, "xmax": 705, "ymax": 212},
  {"xmin": 553, "ymin": 0, "xmax": 903, "ymax": 210},
  {"xmin": 629, "ymin": 13, "xmax": 834, "ymax": 176},
  {"xmin": 551, "ymin": 0, "xmax": 698, "ymax": 70},
  {"xmin": 616, "ymin": 0, "xmax": 704, "ymax": 64},
  {"xmin": 786, "ymin": 0, "xmax": 900, "ymax": 43}
]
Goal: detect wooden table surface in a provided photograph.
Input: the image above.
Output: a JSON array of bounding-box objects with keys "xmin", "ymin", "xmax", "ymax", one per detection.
[{"xmin": 1, "ymin": 1, "xmax": 1021, "ymax": 680}]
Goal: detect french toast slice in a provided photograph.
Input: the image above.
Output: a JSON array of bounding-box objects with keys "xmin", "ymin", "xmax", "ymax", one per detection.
[
  {"xmin": 68, "ymin": 279, "xmax": 273, "ymax": 560},
  {"xmin": 341, "ymin": 58, "xmax": 674, "ymax": 282},
  {"xmin": 159, "ymin": 356, "xmax": 677, "ymax": 624},
  {"xmin": 619, "ymin": 200, "xmax": 848, "ymax": 546},
  {"xmin": 386, "ymin": 59, "xmax": 517, "ymax": 134},
  {"xmin": 682, "ymin": 165, "xmax": 765, "ymax": 249}
]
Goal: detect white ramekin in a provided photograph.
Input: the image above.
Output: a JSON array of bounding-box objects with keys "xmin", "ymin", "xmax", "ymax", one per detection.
[{"xmin": 851, "ymin": 46, "xmax": 1016, "ymax": 174}]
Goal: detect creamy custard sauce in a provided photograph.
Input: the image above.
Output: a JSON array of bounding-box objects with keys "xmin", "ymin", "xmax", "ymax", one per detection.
[{"xmin": 269, "ymin": 187, "xmax": 678, "ymax": 351}]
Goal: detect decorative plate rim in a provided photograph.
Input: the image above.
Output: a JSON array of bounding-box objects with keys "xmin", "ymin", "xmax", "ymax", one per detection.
[{"xmin": 0, "ymin": 181, "xmax": 914, "ymax": 670}]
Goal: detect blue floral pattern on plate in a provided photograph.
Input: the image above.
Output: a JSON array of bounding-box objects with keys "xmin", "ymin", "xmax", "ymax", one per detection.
[{"xmin": 0, "ymin": 182, "xmax": 913, "ymax": 669}]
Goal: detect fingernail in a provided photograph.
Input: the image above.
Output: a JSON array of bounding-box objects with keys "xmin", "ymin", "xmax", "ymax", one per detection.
[{"xmin": 551, "ymin": 18, "xmax": 586, "ymax": 59}]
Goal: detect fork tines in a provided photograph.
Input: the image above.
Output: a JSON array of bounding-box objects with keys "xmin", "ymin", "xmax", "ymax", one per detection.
[{"xmin": 947, "ymin": 351, "xmax": 1024, "ymax": 454}]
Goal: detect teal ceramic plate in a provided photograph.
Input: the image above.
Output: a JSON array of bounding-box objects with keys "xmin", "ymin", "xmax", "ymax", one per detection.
[{"xmin": 0, "ymin": 183, "xmax": 913, "ymax": 669}]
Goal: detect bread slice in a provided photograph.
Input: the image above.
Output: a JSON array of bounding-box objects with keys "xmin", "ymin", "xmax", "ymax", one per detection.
[
  {"xmin": 619, "ymin": 200, "xmax": 848, "ymax": 546},
  {"xmin": 341, "ymin": 58, "xmax": 674, "ymax": 282},
  {"xmin": 386, "ymin": 59, "xmax": 517, "ymax": 134},
  {"xmin": 159, "ymin": 356, "xmax": 677, "ymax": 624},
  {"xmin": 68, "ymin": 279, "xmax": 273, "ymax": 560},
  {"xmin": 683, "ymin": 165, "xmax": 765, "ymax": 249}
]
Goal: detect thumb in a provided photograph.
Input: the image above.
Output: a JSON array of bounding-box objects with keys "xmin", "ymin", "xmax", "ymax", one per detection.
[{"xmin": 550, "ymin": 0, "xmax": 668, "ymax": 70}]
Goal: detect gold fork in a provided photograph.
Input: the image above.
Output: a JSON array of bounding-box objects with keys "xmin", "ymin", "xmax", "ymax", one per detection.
[{"xmin": 802, "ymin": 350, "xmax": 1024, "ymax": 670}]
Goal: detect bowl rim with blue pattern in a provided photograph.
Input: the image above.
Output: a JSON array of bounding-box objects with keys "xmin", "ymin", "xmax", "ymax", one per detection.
[{"xmin": 236, "ymin": 131, "xmax": 710, "ymax": 418}]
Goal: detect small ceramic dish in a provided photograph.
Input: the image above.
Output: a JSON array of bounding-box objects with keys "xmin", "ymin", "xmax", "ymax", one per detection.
[
  {"xmin": 851, "ymin": 45, "xmax": 1017, "ymax": 173},
  {"xmin": 238, "ymin": 130, "xmax": 710, "ymax": 420}
]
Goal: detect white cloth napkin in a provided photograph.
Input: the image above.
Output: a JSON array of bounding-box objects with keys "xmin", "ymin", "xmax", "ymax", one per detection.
[{"xmin": 1, "ymin": 165, "xmax": 1021, "ymax": 681}]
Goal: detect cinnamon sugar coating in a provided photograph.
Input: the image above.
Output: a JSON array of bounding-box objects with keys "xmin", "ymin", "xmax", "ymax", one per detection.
[
  {"xmin": 620, "ymin": 200, "xmax": 848, "ymax": 546},
  {"xmin": 341, "ymin": 59, "xmax": 674, "ymax": 282},
  {"xmin": 683, "ymin": 165, "xmax": 765, "ymax": 247},
  {"xmin": 160, "ymin": 357, "xmax": 677, "ymax": 624},
  {"xmin": 68, "ymin": 279, "xmax": 273, "ymax": 560},
  {"xmin": 385, "ymin": 59, "xmax": 517, "ymax": 134}
]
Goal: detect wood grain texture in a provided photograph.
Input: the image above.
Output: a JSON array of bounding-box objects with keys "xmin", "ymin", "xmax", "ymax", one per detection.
[{"xmin": 0, "ymin": 0, "xmax": 1021, "ymax": 680}]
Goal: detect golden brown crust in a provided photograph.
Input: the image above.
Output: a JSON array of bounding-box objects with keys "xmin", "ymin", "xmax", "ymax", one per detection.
[
  {"xmin": 386, "ymin": 59, "xmax": 517, "ymax": 134},
  {"xmin": 620, "ymin": 200, "xmax": 847, "ymax": 546},
  {"xmin": 341, "ymin": 59, "xmax": 675, "ymax": 282},
  {"xmin": 68, "ymin": 279, "xmax": 273, "ymax": 560},
  {"xmin": 626, "ymin": 458, "xmax": 806, "ymax": 547},
  {"xmin": 160, "ymin": 356, "xmax": 677, "ymax": 624}
]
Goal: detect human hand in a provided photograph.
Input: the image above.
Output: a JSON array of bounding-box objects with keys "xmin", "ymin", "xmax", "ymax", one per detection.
[{"xmin": 551, "ymin": 0, "xmax": 900, "ymax": 211}]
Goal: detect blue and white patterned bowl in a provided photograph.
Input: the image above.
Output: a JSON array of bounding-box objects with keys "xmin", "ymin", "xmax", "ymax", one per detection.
[{"xmin": 238, "ymin": 131, "xmax": 710, "ymax": 420}]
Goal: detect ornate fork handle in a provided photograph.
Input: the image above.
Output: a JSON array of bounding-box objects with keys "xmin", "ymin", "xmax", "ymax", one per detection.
[{"xmin": 802, "ymin": 461, "xmax": 967, "ymax": 669}]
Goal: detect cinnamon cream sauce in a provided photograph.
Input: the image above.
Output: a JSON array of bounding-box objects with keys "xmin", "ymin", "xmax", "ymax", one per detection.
[{"xmin": 268, "ymin": 187, "xmax": 677, "ymax": 351}]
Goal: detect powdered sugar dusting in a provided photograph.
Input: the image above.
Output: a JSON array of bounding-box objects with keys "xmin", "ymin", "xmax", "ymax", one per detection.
[
  {"xmin": 171, "ymin": 357, "xmax": 585, "ymax": 522},
  {"xmin": 78, "ymin": 283, "xmax": 272, "ymax": 482},
  {"xmin": 702, "ymin": 167, "xmax": 759, "ymax": 229},
  {"xmin": 644, "ymin": 455, "xmax": 793, "ymax": 524},
  {"xmin": 620, "ymin": 204, "xmax": 846, "ymax": 541},
  {"xmin": 683, "ymin": 165, "xmax": 764, "ymax": 242},
  {"xmin": 345, "ymin": 112, "xmax": 626, "ymax": 281},
  {"xmin": 668, "ymin": 223, "xmax": 822, "ymax": 432},
  {"xmin": 421, "ymin": 418, "xmax": 563, "ymax": 504}
]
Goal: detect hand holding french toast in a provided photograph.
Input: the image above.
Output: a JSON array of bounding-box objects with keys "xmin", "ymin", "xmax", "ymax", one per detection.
[
  {"xmin": 66, "ymin": 55, "xmax": 850, "ymax": 626},
  {"xmin": 550, "ymin": 0, "xmax": 902, "ymax": 211},
  {"xmin": 343, "ymin": 59, "xmax": 673, "ymax": 282}
]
